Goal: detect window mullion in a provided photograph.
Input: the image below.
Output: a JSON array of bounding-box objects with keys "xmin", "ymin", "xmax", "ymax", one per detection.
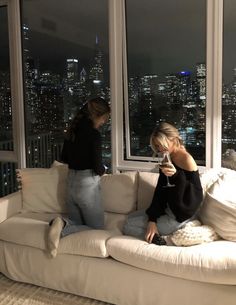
[
  {"xmin": 206, "ymin": 0, "xmax": 223, "ymax": 169},
  {"xmin": 109, "ymin": 0, "xmax": 124, "ymax": 173}
]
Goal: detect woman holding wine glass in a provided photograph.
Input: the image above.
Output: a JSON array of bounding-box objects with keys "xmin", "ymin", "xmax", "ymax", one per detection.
[{"xmin": 123, "ymin": 122, "xmax": 203, "ymax": 245}]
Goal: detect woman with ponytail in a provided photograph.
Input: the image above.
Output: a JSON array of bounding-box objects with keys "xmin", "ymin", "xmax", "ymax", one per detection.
[{"xmin": 47, "ymin": 97, "xmax": 110, "ymax": 257}]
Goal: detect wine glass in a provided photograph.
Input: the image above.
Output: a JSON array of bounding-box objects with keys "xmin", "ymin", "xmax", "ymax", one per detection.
[{"xmin": 158, "ymin": 152, "xmax": 175, "ymax": 188}]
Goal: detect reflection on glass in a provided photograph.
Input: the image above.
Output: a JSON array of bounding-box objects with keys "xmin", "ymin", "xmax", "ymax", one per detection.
[
  {"xmin": 0, "ymin": 6, "xmax": 13, "ymax": 149},
  {"xmin": 0, "ymin": 162, "xmax": 18, "ymax": 197},
  {"xmin": 126, "ymin": 0, "xmax": 206, "ymax": 165},
  {"xmin": 22, "ymin": 0, "xmax": 111, "ymax": 170},
  {"xmin": 222, "ymin": 0, "xmax": 236, "ymax": 170}
]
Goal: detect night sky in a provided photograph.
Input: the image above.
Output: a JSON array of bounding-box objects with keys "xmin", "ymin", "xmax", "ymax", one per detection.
[{"xmin": 1, "ymin": 0, "xmax": 236, "ymax": 83}]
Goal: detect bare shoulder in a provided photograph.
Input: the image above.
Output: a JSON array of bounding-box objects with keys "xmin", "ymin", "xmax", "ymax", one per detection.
[{"xmin": 173, "ymin": 150, "xmax": 198, "ymax": 171}]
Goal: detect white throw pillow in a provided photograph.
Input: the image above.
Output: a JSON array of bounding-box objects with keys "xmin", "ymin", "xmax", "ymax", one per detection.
[
  {"xmin": 199, "ymin": 167, "xmax": 236, "ymax": 197},
  {"xmin": 199, "ymin": 171, "xmax": 236, "ymax": 241},
  {"xmin": 170, "ymin": 220, "xmax": 219, "ymax": 246},
  {"xmin": 199, "ymin": 168, "xmax": 223, "ymax": 197},
  {"xmin": 17, "ymin": 165, "xmax": 68, "ymax": 213},
  {"xmin": 101, "ymin": 172, "xmax": 138, "ymax": 214}
]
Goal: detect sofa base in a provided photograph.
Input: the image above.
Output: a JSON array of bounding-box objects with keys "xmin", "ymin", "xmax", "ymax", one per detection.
[{"xmin": 1, "ymin": 241, "xmax": 236, "ymax": 305}]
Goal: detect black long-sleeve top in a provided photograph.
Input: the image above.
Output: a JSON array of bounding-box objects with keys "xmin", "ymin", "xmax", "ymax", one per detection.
[
  {"xmin": 60, "ymin": 117, "xmax": 105, "ymax": 176},
  {"xmin": 146, "ymin": 164, "xmax": 203, "ymax": 223}
]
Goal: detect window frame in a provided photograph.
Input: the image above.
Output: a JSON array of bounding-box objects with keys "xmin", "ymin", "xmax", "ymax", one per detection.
[
  {"xmin": 110, "ymin": 0, "xmax": 224, "ymax": 172},
  {"xmin": 0, "ymin": 0, "xmax": 26, "ymax": 168},
  {"xmin": 4, "ymin": 0, "xmax": 225, "ymax": 175}
]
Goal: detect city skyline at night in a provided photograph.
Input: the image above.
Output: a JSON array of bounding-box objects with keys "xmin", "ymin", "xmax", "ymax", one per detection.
[
  {"xmin": 1, "ymin": 0, "xmax": 236, "ymax": 196},
  {"xmin": 1, "ymin": 33, "xmax": 236, "ymax": 160}
]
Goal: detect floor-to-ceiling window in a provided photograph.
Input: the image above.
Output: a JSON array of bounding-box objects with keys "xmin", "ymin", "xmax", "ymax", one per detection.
[
  {"xmin": 21, "ymin": 0, "xmax": 111, "ymax": 169},
  {"xmin": 1, "ymin": 0, "xmax": 236, "ymax": 197},
  {"xmin": 0, "ymin": 3, "xmax": 18, "ymax": 197},
  {"xmin": 124, "ymin": 0, "xmax": 206, "ymax": 165}
]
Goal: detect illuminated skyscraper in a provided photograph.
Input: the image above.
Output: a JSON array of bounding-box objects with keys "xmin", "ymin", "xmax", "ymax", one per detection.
[
  {"xmin": 0, "ymin": 72, "xmax": 12, "ymax": 141},
  {"xmin": 22, "ymin": 24, "xmax": 39, "ymax": 135},
  {"xmin": 66, "ymin": 59, "xmax": 79, "ymax": 83},
  {"xmin": 178, "ymin": 71, "xmax": 191, "ymax": 105},
  {"xmin": 89, "ymin": 35, "xmax": 104, "ymax": 84},
  {"xmin": 196, "ymin": 63, "xmax": 206, "ymax": 101},
  {"xmin": 222, "ymin": 67, "xmax": 236, "ymax": 151},
  {"xmin": 140, "ymin": 75, "xmax": 158, "ymax": 96},
  {"xmin": 165, "ymin": 74, "xmax": 179, "ymax": 105},
  {"xmin": 80, "ymin": 68, "xmax": 87, "ymax": 83}
]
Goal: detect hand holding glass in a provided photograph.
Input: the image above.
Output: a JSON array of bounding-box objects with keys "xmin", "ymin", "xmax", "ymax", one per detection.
[{"xmin": 156, "ymin": 152, "xmax": 175, "ymax": 188}]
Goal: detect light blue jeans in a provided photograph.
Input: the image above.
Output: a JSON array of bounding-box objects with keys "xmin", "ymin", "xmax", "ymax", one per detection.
[
  {"xmin": 123, "ymin": 207, "xmax": 189, "ymax": 240},
  {"xmin": 61, "ymin": 169, "xmax": 104, "ymax": 238}
]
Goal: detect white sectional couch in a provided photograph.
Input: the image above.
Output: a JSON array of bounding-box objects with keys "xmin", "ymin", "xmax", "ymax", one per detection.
[{"xmin": 0, "ymin": 164, "xmax": 236, "ymax": 305}]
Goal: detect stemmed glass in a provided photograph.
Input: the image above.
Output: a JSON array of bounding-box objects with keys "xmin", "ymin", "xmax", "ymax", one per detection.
[{"xmin": 156, "ymin": 151, "xmax": 175, "ymax": 188}]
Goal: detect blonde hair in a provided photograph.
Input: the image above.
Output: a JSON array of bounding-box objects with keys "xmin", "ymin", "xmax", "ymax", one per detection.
[{"xmin": 150, "ymin": 122, "xmax": 183, "ymax": 154}]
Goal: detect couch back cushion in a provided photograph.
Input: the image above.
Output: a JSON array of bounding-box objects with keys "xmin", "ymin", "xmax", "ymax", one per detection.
[
  {"xmin": 137, "ymin": 168, "xmax": 229, "ymax": 211},
  {"xmin": 199, "ymin": 169, "xmax": 236, "ymax": 241},
  {"xmin": 17, "ymin": 165, "xmax": 68, "ymax": 213},
  {"xmin": 17, "ymin": 165, "xmax": 138, "ymax": 215},
  {"xmin": 101, "ymin": 171, "xmax": 138, "ymax": 214},
  {"xmin": 137, "ymin": 172, "xmax": 159, "ymax": 210},
  {"xmin": 104, "ymin": 211, "xmax": 127, "ymax": 234}
]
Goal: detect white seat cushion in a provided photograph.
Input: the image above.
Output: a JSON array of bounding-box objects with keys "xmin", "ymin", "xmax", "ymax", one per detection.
[
  {"xmin": 107, "ymin": 236, "xmax": 236, "ymax": 285},
  {"xmin": 58, "ymin": 229, "xmax": 113, "ymax": 257},
  {"xmin": 0, "ymin": 212, "xmax": 112, "ymax": 258},
  {"xmin": 0, "ymin": 212, "xmax": 57, "ymax": 249}
]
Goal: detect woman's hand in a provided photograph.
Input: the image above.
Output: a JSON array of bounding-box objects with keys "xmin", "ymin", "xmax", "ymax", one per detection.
[
  {"xmin": 145, "ymin": 221, "xmax": 159, "ymax": 243},
  {"xmin": 159, "ymin": 163, "xmax": 176, "ymax": 177}
]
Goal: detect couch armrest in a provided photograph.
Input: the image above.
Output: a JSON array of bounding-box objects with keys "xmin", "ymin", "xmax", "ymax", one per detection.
[{"xmin": 0, "ymin": 191, "xmax": 22, "ymax": 223}]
